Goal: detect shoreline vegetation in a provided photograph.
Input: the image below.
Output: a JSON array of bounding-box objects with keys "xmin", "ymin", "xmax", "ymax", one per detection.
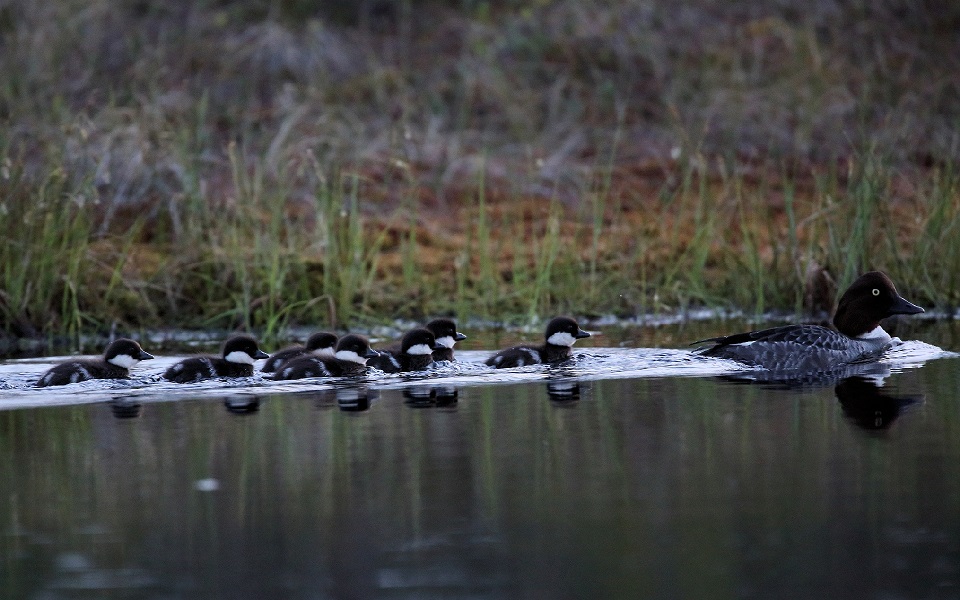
[{"xmin": 1, "ymin": 1, "xmax": 959, "ymax": 354}]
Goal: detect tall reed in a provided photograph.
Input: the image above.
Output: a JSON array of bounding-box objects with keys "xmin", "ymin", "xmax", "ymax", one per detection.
[
  {"xmin": 0, "ymin": 157, "xmax": 91, "ymax": 346},
  {"xmin": 3, "ymin": 134, "xmax": 959, "ymax": 349}
]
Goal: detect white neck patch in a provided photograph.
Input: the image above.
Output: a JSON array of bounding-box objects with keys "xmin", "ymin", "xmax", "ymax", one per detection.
[
  {"xmin": 406, "ymin": 343, "xmax": 434, "ymax": 356},
  {"xmin": 547, "ymin": 332, "xmax": 578, "ymax": 347},
  {"xmin": 313, "ymin": 347, "xmax": 336, "ymax": 359},
  {"xmin": 434, "ymin": 336, "xmax": 456, "ymax": 349},
  {"xmin": 857, "ymin": 325, "xmax": 891, "ymax": 342},
  {"xmin": 335, "ymin": 350, "xmax": 367, "ymax": 364},
  {"xmin": 225, "ymin": 351, "xmax": 256, "ymax": 365},
  {"xmin": 108, "ymin": 354, "xmax": 138, "ymax": 369}
]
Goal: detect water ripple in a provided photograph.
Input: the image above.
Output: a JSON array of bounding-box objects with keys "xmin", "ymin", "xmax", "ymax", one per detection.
[{"xmin": 0, "ymin": 341, "xmax": 951, "ymax": 411}]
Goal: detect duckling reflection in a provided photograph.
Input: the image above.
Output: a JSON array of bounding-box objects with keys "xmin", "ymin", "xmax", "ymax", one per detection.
[
  {"xmin": 836, "ymin": 376, "xmax": 923, "ymax": 431},
  {"xmin": 310, "ymin": 389, "xmax": 339, "ymax": 410},
  {"xmin": 434, "ymin": 385, "xmax": 459, "ymax": 407},
  {"xmin": 109, "ymin": 398, "xmax": 142, "ymax": 419},
  {"xmin": 403, "ymin": 386, "xmax": 435, "ymax": 408},
  {"xmin": 402, "ymin": 385, "xmax": 460, "ymax": 408},
  {"xmin": 547, "ymin": 379, "xmax": 580, "ymax": 403},
  {"xmin": 337, "ymin": 385, "xmax": 376, "ymax": 412},
  {"xmin": 224, "ymin": 395, "xmax": 261, "ymax": 415}
]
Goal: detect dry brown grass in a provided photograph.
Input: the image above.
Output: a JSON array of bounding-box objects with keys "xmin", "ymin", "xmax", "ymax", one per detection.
[{"xmin": 1, "ymin": 0, "xmax": 959, "ymax": 344}]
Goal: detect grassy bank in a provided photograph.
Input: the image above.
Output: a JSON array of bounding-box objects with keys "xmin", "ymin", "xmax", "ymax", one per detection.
[{"xmin": 1, "ymin": 0, "xmax": 958, "ymax": 351}]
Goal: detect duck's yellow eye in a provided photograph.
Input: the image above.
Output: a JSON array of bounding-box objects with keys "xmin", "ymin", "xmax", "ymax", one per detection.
[{"xmin": 872, "ymin": 288, "xmax": 880, "ymax": 296}]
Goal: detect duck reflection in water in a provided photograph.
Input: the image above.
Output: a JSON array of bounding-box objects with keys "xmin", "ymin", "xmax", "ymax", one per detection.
[
  {"xmin": 337, "ymin": 385, "xmax": 377, "ymax": 412},
  {"xmin": 713, "ymin": 359, "xmax": 898, "ymax": 390},
  {"xmin": 711, "ymin": 361, "xmax": 925, "ymax": 431},
  {"xmin": 224, "ymin": 395, "xmax": 261, "ymax": 415},
  {"xmin": 836, "ymin": 375, "xmax": 923, "ymax": 431},
  {"xmin": 109, "ymin": 398, "xmax": 142, "ymax": 419},
  {"xmin": 402, "ymin": 385, "xmax": 459, "ymax": 408},
  {"xmin": 547, "ymin": 379, "xmax": 581, "ymax": 403}
]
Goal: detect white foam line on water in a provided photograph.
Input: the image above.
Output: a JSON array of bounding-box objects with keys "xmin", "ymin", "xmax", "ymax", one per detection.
[
  {"xmin": 0, "ymin": 343, "xmax": 953, "ymax": 411},
  {"xmin": 882, "ymin": 340, "xmax": 957, "ymax": 367}
]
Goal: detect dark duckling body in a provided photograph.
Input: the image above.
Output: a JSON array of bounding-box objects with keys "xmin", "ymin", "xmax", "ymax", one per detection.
[
  {"xmin": 262, "ymin": 331, "xmax": 338, "ymax": 373},
  {"xmin": 374, "ymin": 318, "xmax": 467, "ymax": 365},
  {"xmin": 272, "ymin": 334, "xmax": 378, "ymax": 380},
  {"xmin": 486, "ymin": 317, "xmax": 590, "ymax": 369},
  {"xmin": 163, "ymin": 335, "xmax": 269, "ymax": 383},
  {"xmin": 36, "ymin": 338, "xmax": 154, "ymax": 387},
  {"xmin": 368, "ymin": 328, "xmax": 442, "ymax": 373}
]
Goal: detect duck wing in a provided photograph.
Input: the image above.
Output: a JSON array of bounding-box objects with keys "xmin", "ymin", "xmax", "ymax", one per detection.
[
  {"xmin": 693, "ymin": 324, "xmax": 872, "ymax": 370},
  {"xmin": 693, "ymin": 324, "xmax": 841, "ymax": 349}
]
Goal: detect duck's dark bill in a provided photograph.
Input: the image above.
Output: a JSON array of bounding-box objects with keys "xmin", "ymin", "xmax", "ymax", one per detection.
[{"xmin": 891, "ymin": 295, "xmax": 924, "ymax": 315}]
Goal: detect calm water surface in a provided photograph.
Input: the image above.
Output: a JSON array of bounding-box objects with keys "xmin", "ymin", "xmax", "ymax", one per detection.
[{"xmin": 1, "ymin": 321, "xmax": 959, "ymax": 599}]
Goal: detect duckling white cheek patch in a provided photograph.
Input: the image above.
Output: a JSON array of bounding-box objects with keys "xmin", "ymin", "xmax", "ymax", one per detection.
[
  {"xmin": 406, "ymin": 343, "xmax": 433, "ymax": 356},
  {"xmin": 108, "ymin": 354, "xmax": 139, "ymax": 369},
  {"xmin": 225, "ymin": 351, "xmax": 256, "ymax": 365},
  {"xmin": 435, "ymin": 336, "xmax": 456, "ymax": 349},
  {"xmin": 547, "ymin": 332, "xmax": 578, "ymax": 347},
  {"xmin": 314, "ymin": 347, "xmax": 336, "ymax": 359},
  {"xmin": 335, "ymin": 350, "xmax": 366, "ymax": 364}
]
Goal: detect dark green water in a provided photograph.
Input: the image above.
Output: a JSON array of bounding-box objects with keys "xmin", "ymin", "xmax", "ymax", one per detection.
[{"xmin": 2, "ymin": 353, "xmax": 959, "ymax": 599}]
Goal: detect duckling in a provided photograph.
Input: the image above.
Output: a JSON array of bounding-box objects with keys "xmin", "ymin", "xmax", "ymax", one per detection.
[
  {"xmin": 368, "ymin": 327, "xmax": 443, "ymax": 373},
  {"xmin": 163, "ymin": 335, "xmax": 269, "ymax": 383},
  {"xmin": 35, "ymin": 338, "xmax": 154, "ymax": 387},
  {"xmin": 262, "ymin": 331, "xmax": 338, "ymax": 373},
  {"xmin": 424, "ymin": 318, "xmax": 467, "ymax": 362},
  {"xmin": 272, "ymin": 334, "xmax": 378, "ymax": 380},
  {"xmin": 486, "ymin": 317, "xmax": 590, "ymax": 368}
]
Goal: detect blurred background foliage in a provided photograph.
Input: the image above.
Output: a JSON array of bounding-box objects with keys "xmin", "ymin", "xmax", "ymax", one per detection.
[{"xmin": 0, "ymin": 0, "xmax": 958, "ymax": 349}]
